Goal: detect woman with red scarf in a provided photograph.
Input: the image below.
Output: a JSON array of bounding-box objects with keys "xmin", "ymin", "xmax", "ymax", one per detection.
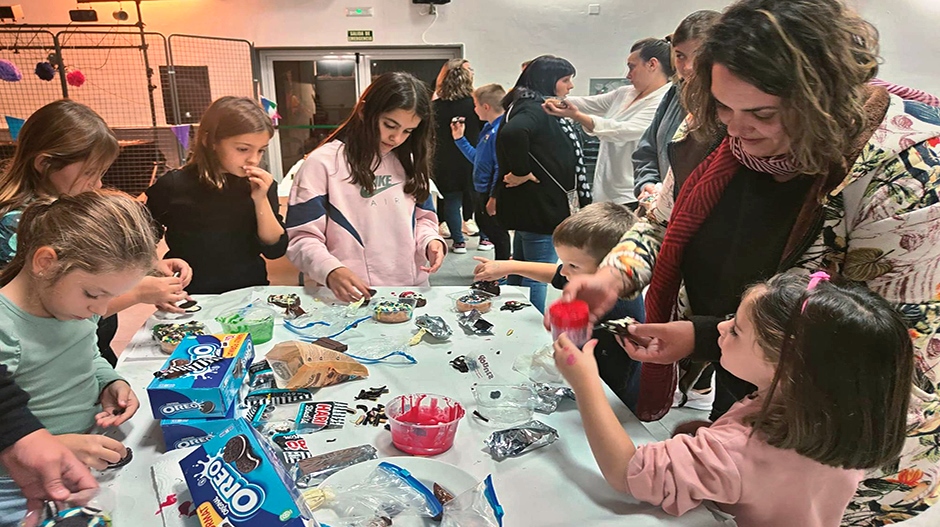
[{"xmin": 561, "ymin": 0, "xmax": 940, "ymax": 523}]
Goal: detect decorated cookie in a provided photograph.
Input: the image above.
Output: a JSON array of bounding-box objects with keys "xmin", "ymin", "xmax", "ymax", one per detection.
[
  {"xmin": 372, "ymin": 300, "xmax": 414, "ymax": 324},
  {"xmin": 597, "ymin": 316, "xmax": 639, "ymax": 337},
  {"xmin": 456, "ymin": 291, "xmax": 493, "ymax": 314},
  {"xmin": 471, "ymin": 280, "xmax": 501, "ymax": 296},
  {"xmin": 398, "ymin": 291, "xmax": 427, "ymax": 308},
  {"xmin": 152, "ymin": 321, "xmax": 207, "ymax": 354}
]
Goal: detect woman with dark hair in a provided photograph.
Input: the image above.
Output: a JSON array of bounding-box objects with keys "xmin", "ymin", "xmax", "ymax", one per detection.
[
  {"xmin": 494, "ymin": 55, "xmax": 590, "ymax": 312},
  {"xmin": 561, "ymin": 0, "xmax": 940, "ymax": 521},
  {"xmin": 286, "ymin": 72, "xmax": 446, "ymax": 302},
  {"xmin": 431, "ymin": 59, "xmax": 483, "ymax": 254},
  {"xmin": 544, "ymin": 38, "xmax": 674, "ymax": 207}
]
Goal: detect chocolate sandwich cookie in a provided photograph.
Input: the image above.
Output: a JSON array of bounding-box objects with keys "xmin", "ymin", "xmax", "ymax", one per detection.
[
  {"xmin": 223, "ymin": 434, "xmax": 262, "ymax": 474},
  {"xmin": 200, "ymin": 401, "xmax": 215, "ymax": 414},
  {"xmin": 222, "ymin": 434, "xmax": 247, "ymax": 463},
  {"xmin": 177, "ymin": 300, "xmax": 201, "ymax": 313},
  {"xmin": 105, "ymin": 447, "xmax": 133, "ymax": 470}
]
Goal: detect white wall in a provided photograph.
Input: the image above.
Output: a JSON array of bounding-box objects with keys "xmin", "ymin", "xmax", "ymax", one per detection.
[{"xmin": 17, "ymin": 0, "xmax": 940, "ymax": 95}]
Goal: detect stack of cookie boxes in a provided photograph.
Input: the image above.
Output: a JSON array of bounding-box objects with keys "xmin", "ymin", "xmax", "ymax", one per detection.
[
  {"xmin": 147, "ymin": 333, "xmax": 254, "ymax": 451},
  {"xmin": 179, "ymin": 418, "xmax": 316, "ymax": 526}
]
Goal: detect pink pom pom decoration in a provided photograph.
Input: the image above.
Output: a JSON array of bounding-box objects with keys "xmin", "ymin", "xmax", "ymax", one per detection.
[
  {"xmin": 66, "ymin": 69, "xmax": 85, "ymax": 87},
  {"xmin": 0, "ymin": 59, "xmax": 22, "ymax": 82}
]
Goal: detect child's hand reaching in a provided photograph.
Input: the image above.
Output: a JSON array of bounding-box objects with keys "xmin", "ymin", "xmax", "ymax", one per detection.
[
  {"xmin": 422, "ymin": 240, "xmax": 446, "ymax": 274},
  {"xmin": 554, "ymin": 334, "xmax": 601, "ymax": 393},
  {"xmin": 244, "ymin": 165, "xmax": 275, "ymax": 202},
  {"xmin": 56, "ymin": 434, "xmax": 127, "ymax": 471},
  {"xmin": 326, "ymin": 267, "xmax": 373, "ymax": 303},
  {"xmin": 95, "ymin": 381, "xmax": 139, "ymax": 427},
  {"xmin": 450, "ymin": 119, "xmax": 466, "ymax": 140},
  {"xmin": 473, "ymin": 257, "xmax": 508, "ymax": 281}
]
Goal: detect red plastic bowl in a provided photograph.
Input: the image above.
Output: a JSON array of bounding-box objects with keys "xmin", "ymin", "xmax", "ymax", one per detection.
[{"xmin": 385, "ymin": 393, "xmax": 465, "ymax": 456}]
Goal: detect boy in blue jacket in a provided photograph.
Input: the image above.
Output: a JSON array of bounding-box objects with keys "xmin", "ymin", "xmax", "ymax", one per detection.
[{"xmin": 451, "ymin": 84, "xmax": 511, "ymax": 260}]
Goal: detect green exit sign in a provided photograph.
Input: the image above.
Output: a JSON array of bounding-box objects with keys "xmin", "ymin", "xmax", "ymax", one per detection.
[{"xmin": 347, "ymin": 30, "xmax": 374, "ymax": 42}]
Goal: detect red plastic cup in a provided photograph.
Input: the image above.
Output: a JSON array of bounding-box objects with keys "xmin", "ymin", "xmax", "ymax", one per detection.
[
  {"xmin": 385, "ymin": 393, "xmax": 465, "ymax": 456},
  {"xmin": 549, "ymin": 299, "xmax": 591, "ymax": 348}
]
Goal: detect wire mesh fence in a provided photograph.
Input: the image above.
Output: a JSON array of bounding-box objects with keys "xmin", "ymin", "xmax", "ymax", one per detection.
[{"xmin": 0, "ymin": 29, "xmax": 255, "ymax": 196}]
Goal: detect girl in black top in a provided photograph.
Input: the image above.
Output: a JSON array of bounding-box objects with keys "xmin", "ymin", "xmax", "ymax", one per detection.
[
  {"xmin": 146, "ymin": 97, "xmax": 288, "ymax": 294},
  {"xmin": 495, "ymin": 55, "xmax": 590, "ymax": 311}
]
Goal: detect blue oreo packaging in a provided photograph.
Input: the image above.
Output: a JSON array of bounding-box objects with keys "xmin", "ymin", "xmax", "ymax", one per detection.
[
  {"xmin": 161, "ymin": 399, "xmax": 237, "ymax": 451},
  {"xmin": 180, "ymin": 418, "xmax": 317, "ymax": 527},
  {"xmin": 148, "ymin": 333, "xmax": 254, "ymax": 420}
]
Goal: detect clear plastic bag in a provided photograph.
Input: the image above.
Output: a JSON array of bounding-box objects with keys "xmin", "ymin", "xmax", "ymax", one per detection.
[
  {"xmin": 441, "ymin": 475, "xmax": 504, "ymax": 527},
  {"xmin": 471, "ymin": 383, "xmax": 537, "ymax": 426},
  {"xmin": 512, "ymin": 344, "xmax": 565, "ymax": 384},
  {"xmin": 323, "ymin": 461, "xmax": 443, "ymax": 525},
  {"xmin": 345, "ymin": 337, "xmax": 416, "ymax": 365}
]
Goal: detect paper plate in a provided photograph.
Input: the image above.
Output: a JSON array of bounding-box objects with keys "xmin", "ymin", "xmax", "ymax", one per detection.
[{"xmin": 315, "ymin": 457, "xmax": 478, "ymax": 527}]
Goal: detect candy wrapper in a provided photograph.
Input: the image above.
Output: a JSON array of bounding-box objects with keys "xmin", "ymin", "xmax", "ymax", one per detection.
[
  {"xmin": 250, "ymin": 400, "xmax": 348, "ymax": 435},
  {"xmin": 293, "ymin": 444, "xmax": 378, "ymax": 488},
  {"xmin": 266, "ymin": 340, "xmax": 369, "ymax": 389},
  {"xmin": 441, "ymin": 475, "xmax": 504, "ymax": 527},
  {"xmin": 532, "ymin": 383, "xmax": 576, "ymax": 414},
  {"xmin": 458, "ymin": 309, "xmax": 494, "ymax": 336},
  {"xmin": 414, "ymin": 314, "xmax": 452, "ymax": 340},
  {"xmin": 484, "ymin": 420, "xmax": 559, "ymax": 460}
]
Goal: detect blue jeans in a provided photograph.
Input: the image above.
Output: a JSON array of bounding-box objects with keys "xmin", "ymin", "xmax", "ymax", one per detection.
[
  {"xmin": 506, "ymin": 231, "xmax": 557, "ymax": 312},
  {"xmin": 439, "ymin": 191, "xmax": 465, "ymax": 244},
  {"xmin": 0, "ymin": 477, "xmax": 26, "ymax": 527}
]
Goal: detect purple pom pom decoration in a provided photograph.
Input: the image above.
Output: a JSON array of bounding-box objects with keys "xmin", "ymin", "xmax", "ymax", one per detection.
[
  {"xmin": 0, "ymin": 59, "xmax": 22, "ymax": 82},
  {"xmin": 35, "ymin": 62, "xmax": 56, "ymax": 81}
]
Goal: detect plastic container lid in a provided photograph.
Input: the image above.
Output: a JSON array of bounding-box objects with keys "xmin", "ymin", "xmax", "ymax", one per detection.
[{"xmin": 549, "ymin": 299, "xmax": 590, "ymax": 329}]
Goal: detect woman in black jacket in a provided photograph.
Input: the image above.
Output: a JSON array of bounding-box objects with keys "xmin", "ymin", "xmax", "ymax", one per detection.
[
  {"xmin": 495, "ymin": 55, "xmax": 590, "ymax": 311},
  {"xmin": 432, "ymin": 59, "xmax": 482, "ymax": 253}
]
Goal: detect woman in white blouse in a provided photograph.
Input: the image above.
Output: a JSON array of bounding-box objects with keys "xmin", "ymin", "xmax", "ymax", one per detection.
[{"xmin": 544, "ymin": 38, "xmax": 673, "ymax": 208}]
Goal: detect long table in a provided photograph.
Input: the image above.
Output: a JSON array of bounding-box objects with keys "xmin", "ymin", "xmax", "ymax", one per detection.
[{"xmin": 110, "ymin": 285, "xmax": 720, "ymax": 526}]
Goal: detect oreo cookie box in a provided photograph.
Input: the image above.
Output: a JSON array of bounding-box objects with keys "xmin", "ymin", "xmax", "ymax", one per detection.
[
  {"xmin": 180, "ymin": 418, "xmax": 317, "ymax": 527},
  {"xmin": 148, "ymin": 333, "xmax": 254, "ymax": 420},
  {"xmin": 161, "ymin": 398, "xmax": 237, "ymax": 451}
]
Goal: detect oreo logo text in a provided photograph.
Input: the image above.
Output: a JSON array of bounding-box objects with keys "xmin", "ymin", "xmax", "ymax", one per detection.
[
  {"xmin": 174, "ymin": 435, "xmax": 212, "ymax": 449},
  {"xmin": 199, "ymin": 456, "xmax": 265, "ymax": 518},
  {"xmin": 161, "ymin": 401, "xmax": 202, "ymax": 416},
  {"xmin": 187, "ymin": 342, "xmax": 221, "ymax": 360}
]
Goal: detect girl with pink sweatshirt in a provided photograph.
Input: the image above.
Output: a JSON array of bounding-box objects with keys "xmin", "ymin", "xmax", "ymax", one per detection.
[
  {"xmin": 553, "ymin": 271, "xmax": 912, "ymax": 527},
  {"xmin": 286, "ymin": 72, "xmax": 446, "ymax": 302}
]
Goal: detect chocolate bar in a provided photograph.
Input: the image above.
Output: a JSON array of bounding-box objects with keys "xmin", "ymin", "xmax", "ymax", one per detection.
[{"xmin": 313, "ymin": 337, "xmax": 348, "ymax": 352}]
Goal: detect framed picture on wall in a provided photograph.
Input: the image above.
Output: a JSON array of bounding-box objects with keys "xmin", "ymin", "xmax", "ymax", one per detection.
[{"xmin": 589, "ymin": 78, "xmax": 631, "ymax": 95}]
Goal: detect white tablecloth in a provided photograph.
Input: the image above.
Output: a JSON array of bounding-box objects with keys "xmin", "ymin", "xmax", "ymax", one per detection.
[{"xmin": 109, "ymin": 285, "xmax": 720, "ymax": 526}]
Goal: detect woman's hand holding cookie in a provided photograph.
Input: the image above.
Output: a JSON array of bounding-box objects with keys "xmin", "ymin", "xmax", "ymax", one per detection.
[{"xmin": 56, "ymin": 434, "xmax": 127, "ymax": 471}]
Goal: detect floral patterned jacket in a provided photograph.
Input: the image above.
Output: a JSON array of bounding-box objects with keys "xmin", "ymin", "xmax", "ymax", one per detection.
[{"xmin": 603, "ymin": 95, "xmax": 940, "ymax": 525}]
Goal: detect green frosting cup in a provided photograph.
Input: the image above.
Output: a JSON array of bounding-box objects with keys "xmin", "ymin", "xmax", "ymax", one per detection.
[{"xmin": 215, "ymin": 306, "xmax": 275, "ymax": 344}]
